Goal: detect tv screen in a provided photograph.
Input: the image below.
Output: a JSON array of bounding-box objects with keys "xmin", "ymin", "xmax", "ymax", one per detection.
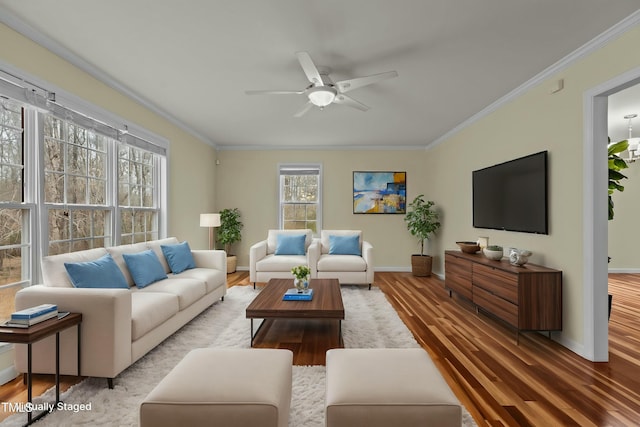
[{"xmin": 472, "ymin": 151, "xmax": 548, "ymax": 234}]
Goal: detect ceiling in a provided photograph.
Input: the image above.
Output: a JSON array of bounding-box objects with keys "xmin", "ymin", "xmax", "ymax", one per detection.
[{"xmin": 1, "ymin": 1, "xmax": 639, "ymax": 150}]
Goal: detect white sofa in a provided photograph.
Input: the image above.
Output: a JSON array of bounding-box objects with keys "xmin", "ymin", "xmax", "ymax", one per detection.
[
  {"xmin": 249, "ymin": 229, "xmax": 374, "ymax": 289},
  {"xmin": 14, "ymin": 237, "xmax": 226, "ymax": 388},
  {"xmin": 249, "ymin": 229, "xmax": 318, "ymax": 288},
  {"xmin": 314, "ymin": 230, "xmax": 374, "ymax": 289}
]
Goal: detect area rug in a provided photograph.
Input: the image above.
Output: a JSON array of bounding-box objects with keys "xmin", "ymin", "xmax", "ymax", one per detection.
[{"xmin": 1, "ymin": 285, "xmax": 476, "ymax": 426}]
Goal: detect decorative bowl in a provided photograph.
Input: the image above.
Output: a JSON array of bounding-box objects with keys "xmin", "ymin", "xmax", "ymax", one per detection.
[
  {"xmin": 483, "ymin": 247, "xmax": 504, "ymax": 261},
  {"xmin": 456, "ymin": 241, "xmax": 480, "ymax": 254}
]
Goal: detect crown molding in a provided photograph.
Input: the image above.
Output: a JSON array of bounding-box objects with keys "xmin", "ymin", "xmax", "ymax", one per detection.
[
  {"xmin": 216, "ymin": 144, "xmax": 427, "ymax": 151},
  {"xmin": 427, "ymin": 10, "xmax": 640, "ymax": 151},
  {"xmin": 0, "ymin": 7, "xmax": 217, "ymax": 149}
]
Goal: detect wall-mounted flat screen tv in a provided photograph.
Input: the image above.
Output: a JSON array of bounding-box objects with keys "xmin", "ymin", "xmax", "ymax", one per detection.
[{"xmin": 472, "ymin": 151, "xmax": 548, "ymax": 234}]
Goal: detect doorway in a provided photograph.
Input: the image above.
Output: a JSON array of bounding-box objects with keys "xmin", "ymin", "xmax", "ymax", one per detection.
[{"xmin": 584, "ymin": 66, "xmax": 640, "ymax": 361}]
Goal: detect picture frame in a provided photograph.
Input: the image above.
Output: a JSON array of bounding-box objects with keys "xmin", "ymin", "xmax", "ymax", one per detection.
[{"xmin": 353, "ymin": 171, "xmax": 406, "ymax": 214}]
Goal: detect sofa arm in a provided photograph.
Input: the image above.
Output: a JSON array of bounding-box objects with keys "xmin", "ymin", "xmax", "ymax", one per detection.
[
  {"xmin": 362, "ymin": 241, "xmax": 375, "ymax": 283},
  {"xmin": 307, "ymin": 239, "xmax": 321, "ymax": 278},
  {"xmin": 191, "ymin": 249, "xmax": 227, "ymax": 273},
  {"xmin": 249, "ymin": 240, "xmax": 268, "ymax": 283},
  {"xmin": 14, "ymin": 285, "xmax": 132, "ymax": 379}
]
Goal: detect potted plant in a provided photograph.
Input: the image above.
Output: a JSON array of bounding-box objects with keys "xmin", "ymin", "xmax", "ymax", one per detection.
[
  {"xmin": 404, "ymin": 194, "xmax": 441, "ymax": 276},
  {"xmin": 217, "ymin": 208, "xmax": 243, "ymax": 274},
  {"xmin": 607, "ymin": 138, "xmax": 629, "ymax": 319},
  {"xmin": 291, "ymin": 265, "xmax": 311, "ymax": 292}
]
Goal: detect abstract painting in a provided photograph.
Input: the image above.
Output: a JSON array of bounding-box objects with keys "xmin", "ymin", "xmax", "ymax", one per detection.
[{"xmin": 353, "ymin": 171, "xmax": 406, "ymax": 214}]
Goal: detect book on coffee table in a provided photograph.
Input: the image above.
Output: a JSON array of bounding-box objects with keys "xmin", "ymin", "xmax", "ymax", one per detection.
[{"xmin": 282, "ymin": 288, "xmax": 314, "ymax": 301}]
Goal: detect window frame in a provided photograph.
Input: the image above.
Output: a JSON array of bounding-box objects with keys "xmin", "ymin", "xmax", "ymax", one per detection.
[{"xmin": 278, "ymin": 163, "xmax": 322, "ymax": 234}]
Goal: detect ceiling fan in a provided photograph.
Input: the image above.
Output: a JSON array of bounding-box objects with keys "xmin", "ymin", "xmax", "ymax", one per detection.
[{"xmin": 245, "ymin": 52, "xmax": 398, "ymax": 117}]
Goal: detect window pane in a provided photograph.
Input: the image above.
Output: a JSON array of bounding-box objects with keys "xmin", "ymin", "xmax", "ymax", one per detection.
[
  {"xmin": 0, "ymin": 209, "xmax": 22, "ymax": 246},
  {"xmin": 44, "ymin": 171, "xmax": 65, "ymax": 203},
  {"xmin": 67, "ymin": 175, "xmax": 87, "ymax": 204},
  {"xmin": 67, "ymin": 144, "xmax": 87, "ymax": 175},
  {"xmin": 49, "ymin": 209, "xmax": 70, "ymax": 241},
  {"xmin": 0, "ymin": 165, "xmax": 22, "ymax": 202},
  {"xmin": 89, "ymin": 178, "xmax": 106, "ymax": 204}
]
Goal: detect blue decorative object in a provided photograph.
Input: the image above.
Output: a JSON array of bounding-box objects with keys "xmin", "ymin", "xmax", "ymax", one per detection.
[
  {"xmin": 161, "ymin": 241, "xmax": 196, "ymax": 274},
  {"xmin": 329, "ymin": 234, "xmax": 361, "ymax": 256},
  {"xmin": 123, "ymin": 250, "xmax": 168, "ymax": 288},
  {"xmin": 64, "ymin": 253, "xmax": 129, "ymax": 289},
  {"xmin": 275, "ymin": 234, "xmax": 306, "ymax": 255}
]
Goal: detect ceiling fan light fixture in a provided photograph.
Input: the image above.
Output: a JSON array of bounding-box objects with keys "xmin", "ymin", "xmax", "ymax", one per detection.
[{"xmin": 307, "ymin": 86, "xmax": 337, "ymax": 107}]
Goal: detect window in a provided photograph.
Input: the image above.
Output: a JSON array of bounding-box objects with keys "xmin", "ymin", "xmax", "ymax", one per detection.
[
  {"xmin": 118, "ymin": 145, "xmax": 159, "ymax": 244},
  {"xmin": 0, "ymin": 98, "xmax": 30, "ymax": 320},
  {"xmin": 279, "ymin": 164, "xmax": 321, "ymax": 233},
  {"xmin": 44, "ymin": 115, "xmax": 112, "ymax": 254},
  {"xmin": 0, "ymin": 68, "xmax": 167, "ymax": 278}
]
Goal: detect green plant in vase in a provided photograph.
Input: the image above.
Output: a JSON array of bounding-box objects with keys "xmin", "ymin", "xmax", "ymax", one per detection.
[{"xmin": 291, "ymin": 265, "xmax": 311, "ymax": 292}]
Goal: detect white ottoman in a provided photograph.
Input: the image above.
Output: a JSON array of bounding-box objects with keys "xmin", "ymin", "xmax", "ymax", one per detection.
[
  {"xmin": 140, "ymin": 348, "xmax": 293, "ymax": 427},
  {"xmin": 325, "ymin": 348, "xmax": 462, "ymax": 427}
]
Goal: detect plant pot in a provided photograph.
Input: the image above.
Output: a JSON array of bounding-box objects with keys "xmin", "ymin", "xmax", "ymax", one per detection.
[
  {"xmin": 226, "ymin": 255, "xmax": 237, "ymax": 274},
  {"xmin": 411, "ymin": 255, "xmax": 432, "ymax": 277}
]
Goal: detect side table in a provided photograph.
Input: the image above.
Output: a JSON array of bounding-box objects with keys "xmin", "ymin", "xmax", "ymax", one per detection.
[{"xmin": 0, "ymin": 313, "xmax": 82, "ymax": 426}]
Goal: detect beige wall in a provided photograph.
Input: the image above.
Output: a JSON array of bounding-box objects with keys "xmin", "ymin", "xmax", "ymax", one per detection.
[
  {"xmin": 424, "ymin": 25, "xmax": 640, "ymax": 348},
  {"xmin": 215, "ymin": 149, "xmax": 430, "ymax": 268},
  {"xmin": 0, "ymin": 23, "xmax": 217, "ymax": 249}
]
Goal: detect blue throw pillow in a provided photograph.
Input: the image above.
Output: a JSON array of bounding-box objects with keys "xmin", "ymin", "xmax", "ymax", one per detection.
[
  {"xmin": 275, "ymin": 234, "xmax": 306, "ymax": 255},
  {"xmin": 64, "ymin": 253, "xmax": 129, "ymax": 289},
  {"xmin": 161, "ymin": 241, "xmax": 196, "ymax": 274},
  {"xmin": 329, "ymin": 234, "xmax": 361, "ymax": 256},
  {"xmin": 123, "ymin": 250, "xmax": 168, "ymax": 288}
]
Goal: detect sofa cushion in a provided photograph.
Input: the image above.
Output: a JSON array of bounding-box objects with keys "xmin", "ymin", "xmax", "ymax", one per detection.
[
  {"xmin": 137, "ymin": 277, "xmax": 207, "ymax": 310},
  {"xmin": 147, "ymin": 237, "xmax": 180, "ymax": 274},
  {"xmin": 42, "ymin": 247, "xmax": 109, "ymax": 287},
  {"xmin": 317, "ymin": 254, "xmax": 367, "ymax": 272},
  {"xmin": 329, "ymin": 234, "xmax": 361, "ymax": 256},
  {"xmin": 256, "ymin": 254, "xmax": 308, "ymax": 272},
  {"xmin": 161, "ymin": 241, "xmax": 196, "ymax": 274},
  {"xmin": 176, "ymin": 268, "xmax": 226, "ymax": 293},
  {"xmin": 266, "ymin": 229, "xmax": 312, "ymax": 255},
  {"xmin": 123, "ymin": 250, "xmax": 168, "ymax": 288},
  {"xmin": 321, "ymin": 230, "xmax": 362, "ymax": 254},
  {"xmin": 64, "ymin": 253, "xmax": 129, "ymax": 289},
  {"xmin": 106, "ymin": 242, "xmax": 149, "ymax": 287},
  {"xmin": 130, "ymin": 291, "xmax": 180, "ymax": 341},
  {"xmin": 275, "ymin": 234, "xmax": 306, "ymax": 255}
]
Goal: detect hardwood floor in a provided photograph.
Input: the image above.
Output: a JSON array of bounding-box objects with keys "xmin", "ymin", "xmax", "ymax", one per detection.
[{"xmin": 1, "ymin": 272, "xmax": 639, "ymax": 426}]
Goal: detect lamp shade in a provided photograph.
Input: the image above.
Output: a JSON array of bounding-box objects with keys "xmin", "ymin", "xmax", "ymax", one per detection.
[{"xmin": 200, "ymin": 213, "xmax": 221, "ymax": 227}]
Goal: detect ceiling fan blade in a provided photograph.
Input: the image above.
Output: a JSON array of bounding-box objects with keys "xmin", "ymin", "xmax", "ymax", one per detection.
[
  {"xmin": 293, "ymin": 101, "xmax": 315, "ymax": 118},
  {"xmin": 245, "ymin": 90, "xmax": 304, "ymax": 95},
  {"xmin": 296, "ymin": 51, "xmax": 324, "ymax": 86},
  {"xmin": 334, "ymin": 94, "xmax": 370, "ymax": 112},
  {"xmin": 335, "ymin": 70, "xmax": 398, "ymax": 93}
]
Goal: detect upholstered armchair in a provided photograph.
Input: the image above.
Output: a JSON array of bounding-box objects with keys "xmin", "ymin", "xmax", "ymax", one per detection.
[
  {"xmin": 313, "ymin": 230, "xmax": 374, "ymax": 289},
  {"xmin": 249, "ymin": 229, "xmax": 319, "ymax": 288}
]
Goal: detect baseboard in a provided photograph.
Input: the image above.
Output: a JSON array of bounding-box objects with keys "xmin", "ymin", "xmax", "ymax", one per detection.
[{"xmin": 608, "ymin": 268, "xmax": 640, "ymax": 274}]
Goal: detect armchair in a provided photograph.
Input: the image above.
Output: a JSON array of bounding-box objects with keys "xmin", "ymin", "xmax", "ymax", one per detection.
[
  {"xmin": 314, "ymin": 230, "xmax": 374, "ymax": 289},
  {"xmin": 249, "ymin": 229, "xmax": 318, "ymax": 288}
]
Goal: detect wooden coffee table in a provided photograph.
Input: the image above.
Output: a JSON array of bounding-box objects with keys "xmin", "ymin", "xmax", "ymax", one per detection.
[{"xmin": 246, "ymin": 278, "xmax": 344, "ymax": 347}]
